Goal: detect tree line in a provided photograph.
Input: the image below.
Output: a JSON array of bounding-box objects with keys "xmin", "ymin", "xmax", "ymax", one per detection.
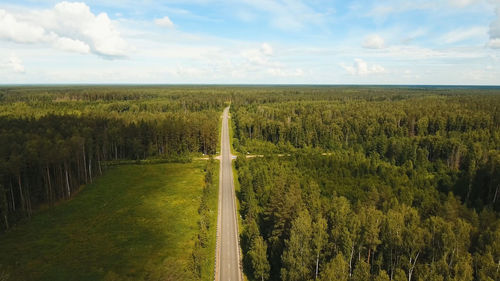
[
  {"xmin": 192, "ymin": 158, "xmax": 218, "ymax": 280},
  {"xmin": 0, "ymin": 87, "xmax": 223, "ymax": 231}
]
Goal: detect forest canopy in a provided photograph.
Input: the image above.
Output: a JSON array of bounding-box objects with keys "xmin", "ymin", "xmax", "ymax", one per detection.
[
  {"xmin": 229, "ymin": 86, "xmax": 500, "ymax": 281},
  {"xmin": 0, "ymin": 85, "xmax": 499, "ymax": 281}
]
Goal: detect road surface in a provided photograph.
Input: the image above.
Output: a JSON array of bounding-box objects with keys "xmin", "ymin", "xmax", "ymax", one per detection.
[{"xmin": 215, "ymin": 106, "xmax": 241, "ymax": 281}]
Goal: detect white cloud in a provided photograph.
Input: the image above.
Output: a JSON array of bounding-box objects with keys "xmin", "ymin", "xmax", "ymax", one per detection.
[
  {"xmin": 238, "ymin": 43, "xmax": 305, "ymax": 78},
  {"xmin": 0, "ymin": 0, "xmax": 497, "ymax": 84},
  {"xmin": 9, "ymin": 56, "xmax": 25, "ymax": 73},
  {"xmin": 0, "ymin": 2, "xmax": 129, "ymax": 58},
  {"xmin": 267, "ymin": 68, "xmax": 304, "ymax": 77},
  {"xmin": 155, "ymin": 16, "xmax": 174, "ymax": 28},
  {"xmin": 1, "ymin": 55, "xmax": 25, "ymax": 73},
  {"xmin": 0, "ymin": 9, "xmax": 45, "ymax": 43},
  {"xmin": 52, "ymin": 36, "xmax": 91, "ymax": 54},
  {"xmin": 241, "ymin": 43, "xmax": 276, "ymax": 66},
  {"xmin": 442, "ymin": 26, "xmax": 487, "ymax": 43},
  {"xmin": 47, "ymin": 2, "xmax": 129, "ymax": 57},
  {"xmin": 341, "ymin": 58, "xmax": 385, "ymax": 75},
  {"xmin": 489, "ymin": 38, "xmax": 500, "ymax": 48},
  {"xmin": 489, "ymin": 7, "xmax": 500, "ymax": 48},
  {"xmin": 260, "ymin": 43, "xmax": 273, "ymax": 55},
  {"xmin": 448, "ymin": 0, "xmax": 480, "ymax": 7},
  {"xmin": 362, "ymin": 34, "xmax": 385, "ymax": 49}
]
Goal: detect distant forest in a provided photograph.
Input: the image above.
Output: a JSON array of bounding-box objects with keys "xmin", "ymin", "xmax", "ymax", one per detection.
[{"xmin": 0, "ymin": 86, "xmax": 499, "ymax": 281}]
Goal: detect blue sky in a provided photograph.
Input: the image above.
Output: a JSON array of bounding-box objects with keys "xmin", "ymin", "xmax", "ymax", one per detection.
[{"xmin": 0, "ymin": 0, "xmax": 499, "ymax": 84}]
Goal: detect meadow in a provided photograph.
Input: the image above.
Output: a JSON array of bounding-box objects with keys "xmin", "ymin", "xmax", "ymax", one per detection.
[{"xmin": 0, "ymin": 161, "xmax": 218, "ymax": 281}]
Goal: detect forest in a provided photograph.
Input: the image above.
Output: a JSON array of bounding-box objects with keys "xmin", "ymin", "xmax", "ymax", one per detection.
[
  {"xmin": 0, "ymin": 86, "xmax": 225, "ymax": 229},
  {"xmin": 230, "ymin": 87, "xmax": 500, "ymax": 281},
  {"xmin": 0, "ymin": 86, "xmax": 499, "ymax": 281}
]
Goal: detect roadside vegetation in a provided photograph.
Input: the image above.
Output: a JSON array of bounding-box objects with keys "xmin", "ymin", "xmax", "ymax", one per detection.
[{"xmin": 193, "ymin": 158, "xmax": 219, "ymax": 281}]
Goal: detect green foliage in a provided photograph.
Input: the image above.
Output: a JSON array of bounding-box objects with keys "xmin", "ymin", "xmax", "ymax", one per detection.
[
  {"xmin": 249, "ymin": 235, "xmax": 270, "ymax": 281},
  {"xmin": 281, "ymin": 209, "xmax": 313, "ymax": 281},
  {"xmin": 0, "ymin": 87, "xmax": 222, "ymax": 229},
  {"xmin": 374, "ymin": 270, "xmax": 390, "ymax": 281},
  {"xmin": 192, "ymin": 159, "xmax": 219, "ymax": 279},
  {"xmin": 1, "ymin": 86, "xmax": 500, "ymax": 280},
  {"xmin": 0, "ymin": 162, "xmax": 216, "ymax": 281},
  {"xmin": 320, "ymin": 254, "xmax": 348, "ymax": 281},
  {"xmin": 352, "ymin": 260, "xmax": 370, "ymax": 281},
  {"xmin": 231, "ymin": 87, "xmax": 500, "ymax": 281}
]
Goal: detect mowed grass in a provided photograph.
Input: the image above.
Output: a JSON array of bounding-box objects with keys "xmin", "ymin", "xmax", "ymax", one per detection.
[{"xmin": 0, "ymin": 161, "xmax": 218, "ymax": 281}]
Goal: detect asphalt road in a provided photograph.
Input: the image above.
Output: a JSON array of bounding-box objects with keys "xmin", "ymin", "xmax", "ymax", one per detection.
[{"xmin": 216, "ymin": 106, "xmax": 241, "ymax": 281}]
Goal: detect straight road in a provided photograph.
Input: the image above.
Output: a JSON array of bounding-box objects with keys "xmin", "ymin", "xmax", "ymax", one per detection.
[{"xmin": 215, "ymin": 106, "xmax": 241, "ymax": 281}]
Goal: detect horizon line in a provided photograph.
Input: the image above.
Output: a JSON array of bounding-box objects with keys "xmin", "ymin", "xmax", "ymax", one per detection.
[{"xmin": 1, "ymin": 83, "xmax": 500, "ymax": 88}]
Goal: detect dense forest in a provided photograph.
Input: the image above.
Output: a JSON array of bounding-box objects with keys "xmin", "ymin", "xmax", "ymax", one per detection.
[
  {"xmin": 1, "ymin": 86, "xmax": 499, "ymax": 281},
  {"xmin": 230, "ymin": 87, "xmax": 500, "ymax": 281},
  {"xmin": 0, "ymin": 86, "xmax": 225, "ymax": 229}
]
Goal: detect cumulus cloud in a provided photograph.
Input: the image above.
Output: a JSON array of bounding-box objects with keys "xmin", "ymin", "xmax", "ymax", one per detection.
[
  {"xmin": 52, "ymin": 36, "xmax": 91, "ymax": 54},
  {"xmin": 0, "ymin": 10, "xmax": 45, "ymax": 43},
  {"xmin": 155, "ymin": 16, "xmax": 174, "ymax": 28},
  {"xmin": 341, "ymin": 58, "xmax": 385, "ymax": 75},
  {"xmin": 362, "ymin": 34, "xmax": 385, "ymax": 49},
  {"xmin": 0, "ymin": 2, "xmax": 129, "ymax": 58}
]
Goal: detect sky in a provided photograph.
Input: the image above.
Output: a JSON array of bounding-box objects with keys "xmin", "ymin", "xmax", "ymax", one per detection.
[{"xmin": 0, "ymin": 0, "xmax": 500, "ymax": 84}]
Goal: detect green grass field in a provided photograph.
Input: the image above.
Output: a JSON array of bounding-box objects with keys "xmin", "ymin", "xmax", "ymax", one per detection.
[{"xmin": 0, "ymin": 161, "xmax": 218, "ymax": 281}]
